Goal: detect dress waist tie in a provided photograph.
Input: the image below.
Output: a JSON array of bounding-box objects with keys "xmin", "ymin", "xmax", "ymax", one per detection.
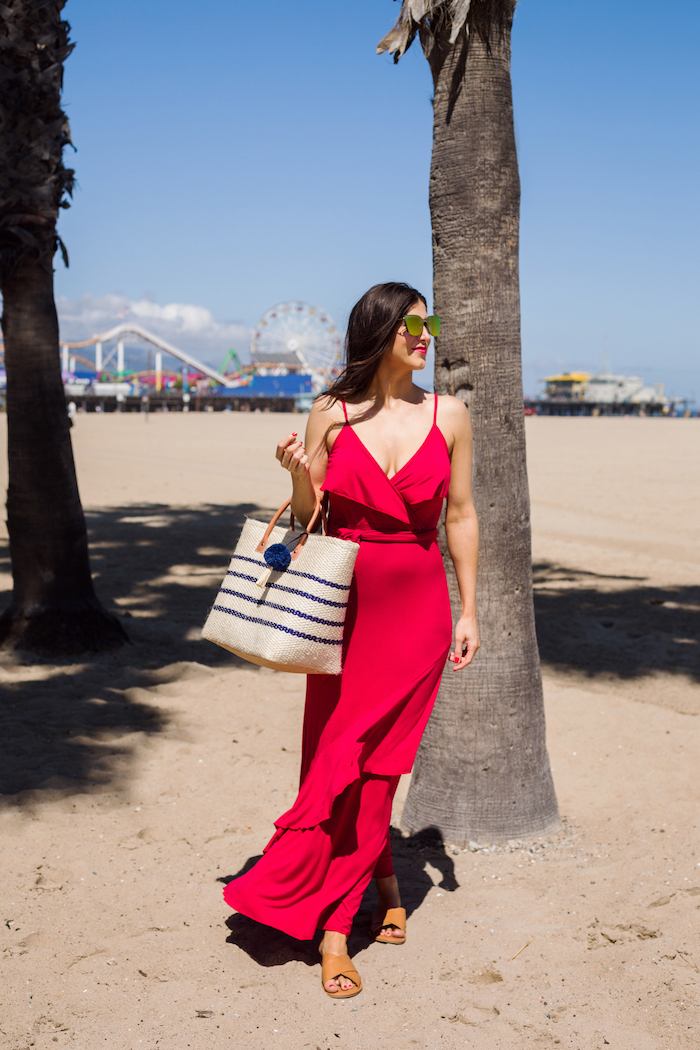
[{"xmin": 335, "ymin": 526, "xmax": 438, "ymax": 545}]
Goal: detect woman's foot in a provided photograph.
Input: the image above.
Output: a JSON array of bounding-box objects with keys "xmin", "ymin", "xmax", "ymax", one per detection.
[
  {"xmin": 373, "ymin": 874, "xmax": 406, "ymax": 942},
  {"xmin": 318, "ymin": 931, "xmax": 360, "ymax": 995}
]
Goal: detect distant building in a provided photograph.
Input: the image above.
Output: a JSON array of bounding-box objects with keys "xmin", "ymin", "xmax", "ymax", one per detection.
[
  {"xmin": 540, "ymin": 371, "xmax": 664, "ymax": 406},
  {"xmin": 233, "ymin": 374, "xmax": 313, "ymax": 398},
  {"xmin": 251, "ymin": 350, "xmax": 305, "ymax": 373},
  {"xmin": 542, "ymin": 373, "xmax": 591, "ymax": 401},
  {"xmin": 582, "ymin": 373, "xmax": 663, "ymax": 405}
]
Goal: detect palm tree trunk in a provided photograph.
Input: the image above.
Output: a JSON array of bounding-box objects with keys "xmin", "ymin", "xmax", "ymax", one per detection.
[
  {"xmin": 402, "ymin": 16, "xmax": 559, "ymax": 842},
  {"xmin": 0, "ymin": 0, "xmax": 126, "ymax": 655},
  {"xmin": 0, "ymin": 256, "xmax": 127, "ymax": 654}
]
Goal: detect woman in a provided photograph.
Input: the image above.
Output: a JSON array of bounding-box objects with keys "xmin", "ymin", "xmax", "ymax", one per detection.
[{"xmin": 224, "ymin": 282, "xmax": 479, "ymax": 998}]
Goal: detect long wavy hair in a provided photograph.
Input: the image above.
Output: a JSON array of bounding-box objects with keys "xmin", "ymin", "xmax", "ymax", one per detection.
[{"xmin": 323, "ymin": 282, "xmax": 427, "ymax": 405}]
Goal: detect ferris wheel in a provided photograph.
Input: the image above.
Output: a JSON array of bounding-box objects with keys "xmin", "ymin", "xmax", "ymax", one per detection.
[{"xmin": 251, "ymin": 301, "xmax": 343, "ymax": 377}]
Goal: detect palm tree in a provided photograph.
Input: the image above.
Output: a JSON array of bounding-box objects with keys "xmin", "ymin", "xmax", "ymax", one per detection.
[
  {"xmin": 378, "ymin": 1, "xmax": 559, "ymax": 842},
  {"xmin": 0, "ymin": 0, "xmax": 126, "ymax": 654}
]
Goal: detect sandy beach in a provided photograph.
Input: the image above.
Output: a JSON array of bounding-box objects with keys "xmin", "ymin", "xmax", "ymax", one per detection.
[{"xmin": 1, "ymin": 413, "xmax": 698, "ymax": 1050}]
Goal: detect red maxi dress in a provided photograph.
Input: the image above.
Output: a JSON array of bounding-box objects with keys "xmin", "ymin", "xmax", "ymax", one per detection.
[{"xmin": 224, "ymin": 394, "xmax": 452, "ymax": 939}]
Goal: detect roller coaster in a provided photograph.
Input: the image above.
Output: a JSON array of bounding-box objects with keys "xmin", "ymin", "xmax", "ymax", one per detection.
[
  {"xmin": 57, "ymin": 323, "xmax": 246, "ymax": 388},
  {"xmin": 0, "ymin": 301, "xmax": 343, "ymax": 397}
]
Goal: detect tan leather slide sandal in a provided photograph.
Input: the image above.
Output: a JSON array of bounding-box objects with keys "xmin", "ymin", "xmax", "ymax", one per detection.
[
  {"xmin": 371, "ymin": 906, "xmax": 407, "ymax": 944},
  {"xmin": 321, "ymin": 952, "xmax": 363, "ymax": 999}
]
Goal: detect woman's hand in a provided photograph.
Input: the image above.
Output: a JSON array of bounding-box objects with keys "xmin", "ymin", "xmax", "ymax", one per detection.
[
  {"xmin": 450, "ymin": 614, "xmax": 480, "ymax": 670},
  {"xmin": 276, "ymin": 432, "xmax": 309, "ymax": 476}
]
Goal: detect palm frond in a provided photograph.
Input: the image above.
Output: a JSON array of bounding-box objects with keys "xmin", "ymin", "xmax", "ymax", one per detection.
[
  {"xmin": 0, "ymin": 0, "xmax": 75, "ymax": 271},
  {"xmin": 377, "ymin": 1, "xmax": 471, "ymax": 61},
  {"xmin": 377, "ymin": 0, "xmax": 513, "ymax": 62}
]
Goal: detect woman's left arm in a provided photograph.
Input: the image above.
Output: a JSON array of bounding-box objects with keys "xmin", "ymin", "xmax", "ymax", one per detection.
[{"xmin": 442, "ymin": 397, "xmax": 480, "ymax": 670}]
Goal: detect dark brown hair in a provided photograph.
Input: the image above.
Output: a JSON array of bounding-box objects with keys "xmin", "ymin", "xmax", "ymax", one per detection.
[{"xmin": 323, "ymin": 281, "xmax": 427, "ymax": 405}]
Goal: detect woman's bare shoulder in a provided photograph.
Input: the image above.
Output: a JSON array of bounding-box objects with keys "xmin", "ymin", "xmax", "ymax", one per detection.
[
  {"xmin": 436, "ymin": 394, "xmax": 470, "ymax": 423},
  {"xmin": 306, "ymin": 396, "xmax": 346, "ymax": 455},
  {"xmin": 309, "ymin": 395, "xmax": 345, "ymax": 424}
]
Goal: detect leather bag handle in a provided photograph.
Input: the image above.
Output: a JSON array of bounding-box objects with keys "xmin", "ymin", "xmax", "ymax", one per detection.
[
  {"xmin": 290, "ymin": 490, "xmax": 328, "ymax": 535},
  {"xmin": 255, "ymin": 494, "xmax": 326, "ymax": 561}
]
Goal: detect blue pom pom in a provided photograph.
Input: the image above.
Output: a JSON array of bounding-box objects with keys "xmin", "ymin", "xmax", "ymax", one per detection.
[{"xmin": 264, "ymin": 543, "xmax": 292, "ymax": 571}]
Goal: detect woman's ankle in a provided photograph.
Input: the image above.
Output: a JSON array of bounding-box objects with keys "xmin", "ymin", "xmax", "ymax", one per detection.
[
  {"xmin": 374, "ymin": 874, "xmax": 401, "ymax": 909},
  {"xmin": 319, "ymin": 929, "xmax": 347, "ymax": 953}
]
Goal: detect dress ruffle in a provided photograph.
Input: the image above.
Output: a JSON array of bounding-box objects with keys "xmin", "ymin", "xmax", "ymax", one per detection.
[
  {"xmin": 322, "ymin": 425, "xmax": 450, "ymax": 517},
  {"xmin": 272, "ymin": 656, "xmax": 448, "ymax": 835}
]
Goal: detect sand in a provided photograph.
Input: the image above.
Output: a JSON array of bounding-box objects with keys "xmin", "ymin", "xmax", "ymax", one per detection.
[{"xmin": 0, "ymin": 413, "xmax": 698, "ymax": 1050}]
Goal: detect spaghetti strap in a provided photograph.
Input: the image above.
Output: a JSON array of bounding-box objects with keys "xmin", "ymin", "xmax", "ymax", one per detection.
[
  {"xmin": 342, "ymin": 401, "xmax": 349, "ymax": 422},
  {"xmin": 433, "ymin": 392, "xmax": 438, "ymax": 424}
]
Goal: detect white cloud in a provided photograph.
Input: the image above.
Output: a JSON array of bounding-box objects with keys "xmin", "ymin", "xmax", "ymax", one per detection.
[
  {"xmin": 56, "ymin": 293, "xmax": 252, "ymax": 366},
  {"xmin": 129, "ymin": 300, "xmax": 218, "ymax": 332}
]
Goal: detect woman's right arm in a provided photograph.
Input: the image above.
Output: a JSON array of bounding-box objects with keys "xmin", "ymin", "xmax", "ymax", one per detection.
[{"xmin": 275, "ymin": 400, "xmax": 334, "ymax": 527}]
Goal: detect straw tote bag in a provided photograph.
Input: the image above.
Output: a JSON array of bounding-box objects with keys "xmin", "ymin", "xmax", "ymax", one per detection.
[{"xmin": 202, "ymin": 496, "xmax": 359, "ymax": 675}]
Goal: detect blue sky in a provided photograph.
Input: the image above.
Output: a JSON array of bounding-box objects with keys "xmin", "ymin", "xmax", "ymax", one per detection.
[{"xmin": 55, "ymin": 0, "xmax": 699, "ymax": 399}]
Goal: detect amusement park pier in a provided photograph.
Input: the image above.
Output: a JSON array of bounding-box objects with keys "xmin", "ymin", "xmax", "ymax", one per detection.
[{"xmin": 0, "ymin": 300, "xmax": 344, "ymax": 414}]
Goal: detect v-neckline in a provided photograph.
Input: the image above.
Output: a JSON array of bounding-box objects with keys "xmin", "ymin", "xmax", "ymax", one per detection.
[{"xmin": 346, "ymin": 423, "xmax": 437, "ymax": 483}]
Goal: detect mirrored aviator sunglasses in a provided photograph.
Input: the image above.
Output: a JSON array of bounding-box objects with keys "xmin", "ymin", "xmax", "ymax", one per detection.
[{"xmin": 403, "ymin": 314, "xmax": 440, "ymax": 338}]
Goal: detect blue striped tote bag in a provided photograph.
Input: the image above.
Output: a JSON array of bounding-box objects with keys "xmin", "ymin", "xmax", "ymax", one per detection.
[{"xmin": 202, "ymin": 497, "xmax": 359, "ymax": 674}]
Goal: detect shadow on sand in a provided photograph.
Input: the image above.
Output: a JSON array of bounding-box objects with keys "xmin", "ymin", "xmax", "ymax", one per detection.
[
  {"xmin": 0, "ymin": 502, "xmax": 272, "ymax": 802},
  {"xmin": 533, "ymin": 561, "xmax": 700, "ymax": 683},
  {"xmin": 221, "ymin": 826, "xmax": 458, "ymax": 967},
  {"xmin": 1, "ymin": 511, "xmax": 696, "ymax": 806}
]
